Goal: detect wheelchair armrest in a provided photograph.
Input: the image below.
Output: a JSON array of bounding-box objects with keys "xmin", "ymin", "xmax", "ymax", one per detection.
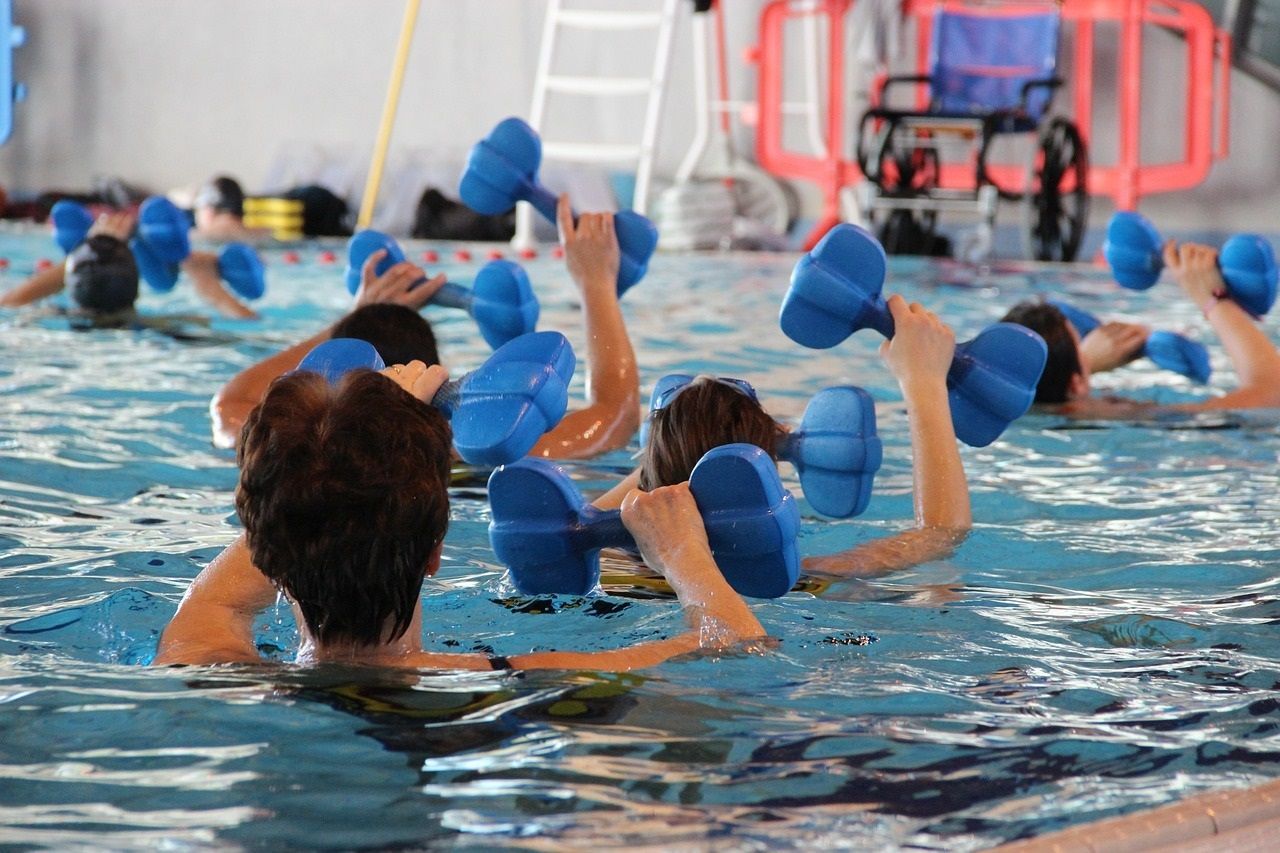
[
  {"xmin": 877, "ymin": 74, "xmax": 933, "ymax": 108},
  {"xmin": 1018, "ymin": 77, "xmax": 1063, "ymax": 112}
]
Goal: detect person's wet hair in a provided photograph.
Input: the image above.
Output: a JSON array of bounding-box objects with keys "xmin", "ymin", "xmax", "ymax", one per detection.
[
  {"xmin": 236, "ymin": 370, "xmax": 452, "ymax": 646},
  {"xmin": 196, "ymin": 175, "xmax": 246, "ymax": 218},
  {"xmin": 65, "ymin": 235, "xmax": 139, "ymax": 316},
  {"xmin": 1000, "ymin": 300, "xmax": 1082, "ymax": 404},
  {"xmin": 332, "ymin": 304, "xmax": 440, "ymax": 367},
  {"xmin": 639, "ymin": 378, "xmax": 784, "ymax": 491}
]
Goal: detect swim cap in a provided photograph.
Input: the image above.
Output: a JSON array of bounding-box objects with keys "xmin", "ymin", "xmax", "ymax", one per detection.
[
  {"xmin": 194, "ymin": 176, "xmax": 245, "ymax": 217},
  {"xmin": 65, "ymin": 235, "xmax": 139, "ymax": 314}
]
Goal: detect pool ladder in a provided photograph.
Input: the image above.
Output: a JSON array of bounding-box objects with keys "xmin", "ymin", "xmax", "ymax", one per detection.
[{"xmin": 513, "ymin": 0, "xmax": 681, "ymax": 250}]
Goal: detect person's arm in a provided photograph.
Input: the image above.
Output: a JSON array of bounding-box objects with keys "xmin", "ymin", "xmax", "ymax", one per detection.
[
  {"xmin": 1164, "ymin": 241, "xmax": 1280, "ymax": 411},
  {"xmin": 804, "ymin": 295, "xmax": 971, "ymax": 579},
  {"xmin": 531, "ymin": 195, "xmax": 641, "ymax": 459},
  {"xmin": 183, "ymin": 252, "xmax": 259, "ymax": 320},
  {"xmin": 152, "ymin": 534, "xmax": 279, "ymax": 666},
  {"xmin": 510, "ymin": 483, "xmax": 766, "ymax": 671},
  {"xmin": 1079, "ymin": 321, "xmax": 1149, "ymax": 374},
  {"xmin": 0, "ymin": 264, "xmax": 65, "ymax": 307},
  {"xmin": 209, "ymin": 251, "xmax": 445, "ymax": 448},
  {"xmin": 592, "ymin": 467, "xmax": 642, "ymax": 510}
]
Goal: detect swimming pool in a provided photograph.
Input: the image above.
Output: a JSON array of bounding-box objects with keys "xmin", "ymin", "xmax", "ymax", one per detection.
[{"xmin": 2, "ymin": 227, "xmax": 1278, "ymax": 849}]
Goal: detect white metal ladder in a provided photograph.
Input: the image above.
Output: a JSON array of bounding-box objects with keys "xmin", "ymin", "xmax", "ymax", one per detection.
[{"xmin": 513, "ymin": 0, "xmax": 681, "ymax": 249}]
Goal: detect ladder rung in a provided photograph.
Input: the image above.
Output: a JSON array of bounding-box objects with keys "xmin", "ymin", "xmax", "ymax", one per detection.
[
  {"xmin": 554, "ymin": 10, "xmax": 664, "ymax": 30},
  {"xmin": 544, "ymin": 75, "xmax": 653, "ymax": 96},
  {"xmin": 543, "ymin": 142, "xmax": 642, "ymax": 162}
]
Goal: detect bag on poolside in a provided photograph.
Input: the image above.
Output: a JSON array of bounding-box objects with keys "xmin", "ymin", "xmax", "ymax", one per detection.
[
  {"xmin": 281, "ymin": 184, "xmax": 352, "ymax": 237},
  {"xmin": 411, "ymin": 187, "xmax": 515, "ymax": 242}
]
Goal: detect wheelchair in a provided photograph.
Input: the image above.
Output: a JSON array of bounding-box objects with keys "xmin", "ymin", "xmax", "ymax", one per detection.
[{"xmin": 853, "ymin": 0, "xmax": 1088, "ymax": 261}]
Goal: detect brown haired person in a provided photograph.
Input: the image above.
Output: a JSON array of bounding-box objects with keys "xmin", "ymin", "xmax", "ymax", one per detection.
[
  {"xmin": 210, "ymin": 196, "xmax": 639, "ymax": 459},
  {"xmin": 595, "ymin": 294, "xmax": 973, "ymax": 581},
  {"xmin": 155, "ymin": 361, "xmax": 763, "ymax": 669},
  {"xmin": 1001, "ymin": 241, "xmax": 1280, "ymax": 417}
]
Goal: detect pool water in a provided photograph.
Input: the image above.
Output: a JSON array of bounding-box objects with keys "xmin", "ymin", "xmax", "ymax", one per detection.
[{"xmin": 2, "ymin": 228, "xmax": 1278, "ymax": 849}]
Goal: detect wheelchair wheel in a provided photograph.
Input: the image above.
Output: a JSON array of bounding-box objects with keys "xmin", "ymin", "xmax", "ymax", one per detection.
[{"xmin": 1023, "ymin": 117, "xmax": 1088, "ymax": 262}]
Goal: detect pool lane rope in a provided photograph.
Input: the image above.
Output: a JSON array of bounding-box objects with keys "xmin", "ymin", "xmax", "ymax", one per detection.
[{"xmin": 357, "ymin": 0, "xmax": 421, "ymax": 229}]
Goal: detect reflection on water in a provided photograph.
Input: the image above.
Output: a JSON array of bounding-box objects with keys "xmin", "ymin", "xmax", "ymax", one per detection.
[{"xmin": 2, "ymin": 235, "xmax": 1279, "ymax": 848}]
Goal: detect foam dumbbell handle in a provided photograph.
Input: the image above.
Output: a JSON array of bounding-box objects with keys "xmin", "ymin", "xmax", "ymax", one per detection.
[
  {"xmin": 217, "ymin": 243, "xmax": 266, "ymax": 300},
  {"xmin": 136, "ymin": 196, "xmax": 191, "ymax": 265},
  {"xmin": 296, "ymin": 330, "xmax": 576, "ymax": 466},
  {"xmin": 488, "ymin": 443, "xmax": 800, "ymax": 599},
  {"xmin": 50, "ymin": 200, "xmax": 94, "ymax": 254},
  {"xmin": 1049, "ymin": 299, "xmax": 1210, "ymax": 384},
  {"xmin": 780, "ymin": 224, "xmax": 1046, "ymax": 447},
  {"xmin": 345, "ymin": 229, "xmax": 539, "ymax": 349},
  {"xmin": 458, "ymin": 116, "xmax": 658, "ymax": 295},
  {"xmin": 777, "ymin": 386, "xmax": 882, "ymax": 519}
]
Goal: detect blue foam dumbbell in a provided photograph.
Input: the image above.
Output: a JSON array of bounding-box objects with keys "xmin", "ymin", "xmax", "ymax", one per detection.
[
  {"xmin": 345, "ymin": 229, "xmax": 538, "ymax": 349},
  {"xmin": 296, "ymin": 330, "xmax": 575, "ymax": 466},
  {"xmin": 488, "ymin": 443, "xmax": 800, "ymax": 599},
  {"xmin": 217, "ymin": 243, "xmax": 267, "ymax": 300},
  {"xmin": 1103, "ymin": 211, "xmax": 1278, "ymax": 316},
  {"xmin": 779, "ymin": 224, "xmax": 1047, "ymax": 447},
  {"xmin": 50, "ymin": 200, "xmax": 94, "ymax": 254},
  {"xmin": 642, "ymin": 374, "xmax": 881, "ymax": 519},
  {"xmin": 1048, "ymin": 299, "xmax": 1211, "ymax": 384},
  {"xmin": 458, "ymin": 116, "xmax": 658, "ymax": 296}
]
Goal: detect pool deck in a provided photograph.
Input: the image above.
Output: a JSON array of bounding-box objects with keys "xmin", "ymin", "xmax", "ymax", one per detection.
[{"xmin": 995, "ymin": 778, "xmax": 1280, "ymax": 852}]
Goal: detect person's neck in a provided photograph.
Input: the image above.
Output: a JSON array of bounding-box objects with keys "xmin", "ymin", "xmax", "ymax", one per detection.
[{"xmin": 296, "ymin": 603, "xmax": 424, "ymax": 666}]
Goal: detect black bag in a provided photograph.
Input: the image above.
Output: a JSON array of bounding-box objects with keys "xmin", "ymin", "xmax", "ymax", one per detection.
[
  {"xmin": 411, "ymin": 188, "xmax": 515, "ymax": 241},
  {"xmin": 282, "ymin": 185, "xmax": 352, "ymax": 237}
]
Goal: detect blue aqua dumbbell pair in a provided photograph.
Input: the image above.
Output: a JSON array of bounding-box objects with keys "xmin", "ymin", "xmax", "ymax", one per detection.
[
  {"xmin": 779, "ymin": 224, "xmax": 1049, "ymax": 448},
  {"xmin": 491, "ymin": 377, "xmax": 883, "ymax": 601},
  {"xmin": 458, "ymin": 117, "xmax": 659, "ymax": 297},
  {"xmin": 1048, "ymin": 299, "xmax": 1211, "ymax": 384},
  {"xmin": 344, "ymin": 230, "xmax": 538, "ymax": 350},
  {"xmin": 51, "ymin": 197, "xmax": 266, "ymax": 301},
  {"xmin": 1103, "ymin": 211, "xmax": 1277, "ymax": 316},
  {"xmin": 295, "ymin": 330, "xmax": 574, "ymax": 468}
]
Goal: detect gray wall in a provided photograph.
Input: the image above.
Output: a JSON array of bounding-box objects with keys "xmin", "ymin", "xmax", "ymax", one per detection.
[{"xmin": 0, "ymin": 0, "xmax": 1275, "ymax": 234}]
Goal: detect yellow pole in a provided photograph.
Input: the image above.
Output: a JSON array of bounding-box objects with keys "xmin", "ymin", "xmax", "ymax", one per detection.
[{"xmin": 357, "ymin": 0, "xmax": 421, "ymax": 228}]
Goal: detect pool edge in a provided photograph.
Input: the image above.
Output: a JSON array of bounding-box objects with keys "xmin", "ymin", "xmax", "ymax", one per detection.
[{"xmin": 993, "ymin": 777, "xmax": 1280, "ymax": 852}]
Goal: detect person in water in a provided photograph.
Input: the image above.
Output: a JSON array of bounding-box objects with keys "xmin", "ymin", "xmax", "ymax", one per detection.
[
  {"xmin": 1002, "ymin": 240, "xmax": 1280, "ymax": 416},
  {"xmin": 154, "ymin": 358, "xmax": 764, "ymax": 670},
  {"xmin": 210, "ymin": 195, "xmax": 639, "ymax": 459},
  {"xmin": 594, "ymin": 294, "xmax": 973, "ymax": 582},
  {"xmin": 0, "ymin": 210, "xmax": 257, "ymax": 323}
]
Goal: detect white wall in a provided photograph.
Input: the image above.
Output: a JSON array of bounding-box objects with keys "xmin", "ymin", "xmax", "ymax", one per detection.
[{"xmin": 0, "ymin": 0, "xmax": 1275, "ymax": 234}]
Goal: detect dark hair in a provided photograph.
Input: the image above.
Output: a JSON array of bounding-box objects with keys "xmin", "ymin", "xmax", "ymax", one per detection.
[
  {"xmin": 639, "ymin": 378, "xmax": 784, "ymax": 491},
  {"xmin": 236, "ymin": 370, "xmax": 452, "ymax": 646},
  {"xmin": 1000, "ymin": 300, "xmax": 1082, "ymax": 404},
  {"xmin": 332, "ymin": 304, "xmax": 440, "ymax": 367},
  {"xmin": 196, "ymin": 176, "xmax": 246, "ymax": 217},
  {"xmin": 65, "ymin": 235, "xmax": 139, "ymax": 315}
]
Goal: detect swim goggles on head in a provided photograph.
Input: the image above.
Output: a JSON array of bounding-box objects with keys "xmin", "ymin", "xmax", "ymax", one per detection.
[{"xmin": 649, "ymin": 373, "xmax": 759, "ymax": 412}]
